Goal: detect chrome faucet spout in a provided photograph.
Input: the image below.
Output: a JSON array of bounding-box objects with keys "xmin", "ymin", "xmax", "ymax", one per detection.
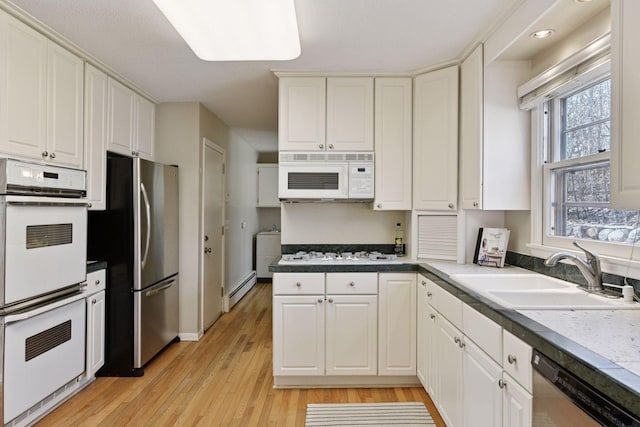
[{"xmin": 544, "ymin": 241, "xmax": 603, "ymax": 292}]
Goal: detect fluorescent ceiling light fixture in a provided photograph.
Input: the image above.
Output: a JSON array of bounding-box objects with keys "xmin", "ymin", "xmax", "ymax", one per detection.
[
  {"xmin": 152, "ymin": 0, "xmax": 301, "ymax": 61},
  {"xmin": 530, "ymin": 29, "xmax": 555, "ymax": 39}
]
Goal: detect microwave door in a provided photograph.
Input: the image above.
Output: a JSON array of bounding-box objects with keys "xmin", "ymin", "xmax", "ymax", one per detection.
[{"xmin": 279, "ymin": 163, "xmax": 349, "ymax": 199}]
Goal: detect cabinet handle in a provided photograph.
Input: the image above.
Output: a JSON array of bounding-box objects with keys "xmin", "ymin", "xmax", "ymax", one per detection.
[
  {"xmin": 328, "ymin": 144, "xmax": 334, "ymax": 149},
  {"xmin": 430, "ymin": 314, "xmax": 436, "ymax": 320},
  {"xmin": 427, "ymin": 291, "xmax": 432, "ymax": 297},
  {"xmin": 42, "ymin": 151, "xmax": 48, "ymax": 157},
  {"xmin": 92, "ymin": 299, "xmax": 97, "ymax": 304},
  {"xmin": 507, "ymin": 354, "xmax": 517, "ymax": 365},
  {"xmin": 319, "ymin": 144, "xmax": 324, "ymax": 149},
  {"xmin": 448, "ymin": 203, "xmax": 454, "ymax": 209},
  {"xmin": 349, "ymin": 282, "xmax": 355, "ymax": 287},
  {"xmin": 328, "ymin": 298, "xmax": 334, "ymax": 303},
  {"xmin": 498, "ymin": 379, "xmax": 506, "ymax": 389},
  {"xmin": 296, "ymin": 282, "xmax": 301, "ymax": 287},
  {"xmin": 317, "ymin": 299, "xmax": 323, "ymax": 303},
  {"xmin": 473, "ymin": 201, "xmax": 479, "ymax": 208}
]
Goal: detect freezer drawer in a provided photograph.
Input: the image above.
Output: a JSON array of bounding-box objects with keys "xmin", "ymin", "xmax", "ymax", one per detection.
[{"xmin": 134, "ymin": 275, "xmax": 179, "ymax": 368}]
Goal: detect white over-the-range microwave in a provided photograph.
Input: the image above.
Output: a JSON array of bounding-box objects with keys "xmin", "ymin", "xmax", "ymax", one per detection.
[{"xmin": 278, "ymin": 152, "xmax": 374, "ymax": 201}]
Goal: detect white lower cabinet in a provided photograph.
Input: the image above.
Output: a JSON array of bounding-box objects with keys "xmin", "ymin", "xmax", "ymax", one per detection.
[
  {"xmin": 86, "ymin": 290, "xmax": 106, "ymax": 376},
  {"xmin": 420, "ymin": 276, "xmax": 533, "ymax": 427},
  {"xmin": 378, "ymin": 273, "xmax": 416, "ymax": 376}
]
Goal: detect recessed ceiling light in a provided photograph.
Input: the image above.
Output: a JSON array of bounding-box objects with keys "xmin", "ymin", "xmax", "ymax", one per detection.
[
  {"xmin": 530, "ymin": 29, "xmax": 555, "ymax": 40},
  {"xmin": 152, "ymin": 0, "xmax": 301, "ymax": 61}
]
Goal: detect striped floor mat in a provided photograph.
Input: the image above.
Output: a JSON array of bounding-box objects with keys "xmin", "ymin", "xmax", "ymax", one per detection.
[{"xmin": 305, "ymin": 402, "xmax": 435, "ymax": 426}]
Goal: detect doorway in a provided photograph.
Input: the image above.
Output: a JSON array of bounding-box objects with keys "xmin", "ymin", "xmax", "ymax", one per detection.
[{"xmin": 202, "ymin": 138, "xmax": 225, "ymax": 331}]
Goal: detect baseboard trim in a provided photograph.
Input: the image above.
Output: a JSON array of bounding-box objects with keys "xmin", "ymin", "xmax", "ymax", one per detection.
[
  {"xmin": 179, "ymin": 332, "xmax": 202, "ymax": 342},
  {"xmin": 226, "ymin": 270, "xmax": 257, "ymax": 311}
]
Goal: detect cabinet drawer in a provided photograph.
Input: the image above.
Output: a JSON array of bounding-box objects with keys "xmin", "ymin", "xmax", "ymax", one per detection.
[
  {"xmin": 503, "ymin": 330, "xmax": 532, "ymax": 393},
  {"xmin": 273, "ymin": 273, "xmax": 324, "ymax": 295},
  {"xmin": 437, "ymin": 287, "xmax": 462, "ymax": 330},
  {"xmin": 326, "ymin": 273, "xmax": 377, "ymax": 294},
  {"xmin": 462, "ymin": 303, "xmax": 502, "ymax": 363},
  {"xmin": 85, "ymin": 269, "xmax": 106, "ymax": 294}
]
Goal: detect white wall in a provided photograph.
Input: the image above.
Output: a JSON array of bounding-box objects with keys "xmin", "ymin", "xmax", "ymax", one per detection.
[
  {"xmin": 281, "ymin": 203, "xmax": 409, "ymax": 245},
  {"xmin": 225, "ymin": 129, "xmax": 259, "ymax": 292}
]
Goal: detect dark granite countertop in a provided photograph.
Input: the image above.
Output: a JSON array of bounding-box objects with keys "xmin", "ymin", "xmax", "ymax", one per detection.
[
  {"xmin": 87, "ymin": 260, "xmax": 107, "ymax": 274},
  {"xmin": 270, "ymin": 258, "xmax": 640, "ymax": 418}
]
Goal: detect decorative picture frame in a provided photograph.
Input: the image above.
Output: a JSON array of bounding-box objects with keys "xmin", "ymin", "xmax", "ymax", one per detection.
[{"xmin": 473, "ymin": 228, "xmax": 510, "ymax": 268}]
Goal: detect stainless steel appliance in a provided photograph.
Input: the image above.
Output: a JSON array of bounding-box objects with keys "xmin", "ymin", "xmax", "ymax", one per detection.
[
  {"xmin": 279, "ymin": 251, "xmax": 400, "ymax": 265},
  {"xmin": 532, "ymin": 350, "xmax": 640, "ymax": 426},
  {"xmin": 278, "ymin": 152, "xmax": 374, "ymax": 201},
  {"xmin": 0, "ymin": 159, "xmax": 88, "ymax": 426},
  {"xmin": 88, "ymin": 153, "xmax": 179, "ymax": 376}
]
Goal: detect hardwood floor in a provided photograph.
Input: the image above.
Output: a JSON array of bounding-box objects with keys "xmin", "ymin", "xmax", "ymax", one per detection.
[{"xmin": 36, "ymin": 283, "xmax": 445, "ymax": 426}]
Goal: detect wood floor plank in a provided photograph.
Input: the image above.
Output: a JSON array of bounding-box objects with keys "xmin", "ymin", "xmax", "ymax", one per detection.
[{"xmin": 35, "ymin": 283, "xmax": 445, "ymax": 427}]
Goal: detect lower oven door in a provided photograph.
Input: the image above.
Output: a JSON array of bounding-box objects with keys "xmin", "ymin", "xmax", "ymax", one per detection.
[
  {"xmin": 3, "ymin": 298, "xmax": 86, "ymax": 424},
  {"xmin": 3, "ymin": 197, "xmax": 87, "ymax": 306}
]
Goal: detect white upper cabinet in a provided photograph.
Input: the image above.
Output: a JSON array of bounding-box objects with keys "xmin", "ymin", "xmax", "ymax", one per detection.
[
  {"xmin": 326, "ymin": 77, "xmax": 374, "ymax": 151},
  {"xmin": 278, "ymin": 77, "xmax": 326, "ymax": 151},
  {"xmin": 84, "ymin": 64, "xmax": 108, "ymax": 210},
  {"xmin": 460, "ymin": 44, "xmax": 530, "ymax": 210},
  {"xmin": 611, "ymin": 0, "xmax": 640, "ymax": 209},
  {"xmin": 257, "ymin": 163, "xmax": 280, "ymax": 207},
  {"xmin": 374, "ymin": 78, "xmax": 412, "ymax": 210},
  {"xmin": 278, "ymin": 76, "xmax": 374, "ymax": 152},
  {"xmin": 107, "ymin": 77, "xmax": 155, "ymax": 160},
  {"xmin": 0, "ymin": 11, "xmax": 83, "ymax": 167},
  {"xmin": 413, "ymin": 66, "xmax": 459, "ymax": 211}
]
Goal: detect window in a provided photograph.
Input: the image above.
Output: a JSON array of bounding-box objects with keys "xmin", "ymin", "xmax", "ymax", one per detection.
[{"xmin": 543, "ymin": 78, "xmax": 640, "ymax": 248}]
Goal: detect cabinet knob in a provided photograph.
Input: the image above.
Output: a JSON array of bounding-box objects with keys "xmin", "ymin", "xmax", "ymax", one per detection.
[
  {"xmin": 49, "ymin": 152, "xmax": 56, "ymax": 159},
  {"xmin": 328, "ymin": 298, "xmax": 334, "ymax": 303},
  {"xmin": 507, "ymin": 354, "xmax": 517, "ymax": 365},
  {"xmin": 421, "ymin": 280, "xmax": 426, "ymax": 287},
  {"xmin": 430, "ymin": 314, "xmax": 436, "ymax": 320},
  {"xmin": 427, "ymin": 291, "xmax": 432, "ymax": 297},
  {"xmin": 317, "ymin": 299, "xmax": 323, "ymax": 303},
  {"xmin": 473, "ymin": 201, "xmax": 479, "ymax": 208},
  {"xmin": 92, "ymin": 299, "xmax": 97, "ymax": 304},
  {"xmin": 88, "ymin": 203, "xmax": 92, "ymax": 208},
  {"xmin": 328, "ymin": 144, "xmax": 334, "ymax": 149},
  {"xmin": 349, "ymin": 282, "xmax": 355, "ymax": 287},
  {"xmin": 448, "ymin": 203, "xmax": 454, "ymax": 209},
  {"xmin": 319, "ymin": 144, "xmax": 324, "ymax": 149},
  {"xmin": 454, "ymin": 336, "xmax": 460, "ymax": 344},
  {"xmin": 296, "ymin": 282, "xmax": 301, "ymax": 287},
  {"xmin": 376, "ymin": 203, "xmax": 382, "ymax": 209},
  {"xmin": 458, "ymin": 340, "xmax": 466, "ymax": 349},
  {"xmin": 95, "ymin": 280, "xmax": 100, "ymax": 285},
  {"xmin": 42, "ymin": 151, "xmax": 48, "ymax": 157},
  {"xmin": 498, "ymin": 379, "xmax": 506, "ymax": 389}
]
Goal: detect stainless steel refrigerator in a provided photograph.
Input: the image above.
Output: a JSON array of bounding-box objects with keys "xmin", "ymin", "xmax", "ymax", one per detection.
[{"xmin": 88, "ymin": 152, "xmax": 179, "ymax": 376}]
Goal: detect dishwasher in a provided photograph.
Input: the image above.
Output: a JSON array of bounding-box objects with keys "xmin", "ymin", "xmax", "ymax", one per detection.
[{"xmin": 532, "ymin": 350, "xmax": 640, "ymax": 426}]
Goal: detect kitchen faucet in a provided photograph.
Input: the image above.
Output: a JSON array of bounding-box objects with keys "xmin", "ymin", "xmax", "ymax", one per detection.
[{"xmin": 544, "ymin": 241, "xmax": 603, "ymax": 292}]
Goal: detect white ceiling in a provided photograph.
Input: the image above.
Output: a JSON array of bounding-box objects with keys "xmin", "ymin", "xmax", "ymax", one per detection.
[{"xmin": 7, "ymin": 0, "xmax": 530, "ymax": 151}]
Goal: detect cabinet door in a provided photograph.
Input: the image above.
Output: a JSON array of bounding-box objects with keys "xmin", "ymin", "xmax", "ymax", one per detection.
[
  {"xmin": 463, "ymin": 338, "xmax": 502, "ymax": 427},
  {"xmin": 47, "ymin": 41, "xmax": 83, "ymax": 167},
  {"xmin": 257, "ymin": 164, "xmax": 280, "ymax": 207},
  {"xmin": 278, "ymin": 77, "xmax": 326, "ymax": 151},
  {"xmin": 84, "ymin": 64, "xmax": 108, "ymax": 210},
  {"xmin": 378, "ymin": 273, "xmax": 416, "ymax": 376},
  {"xmin": 425, "ymin": 304, "xmax": 438, "ymax": 398},
  {"xmin": 87, "ymin": 290, "xmax": 106, "ymax": 376},
  {"xmin": 135, "ymin": 95, "xmax": 155, "ymax": 160},
  {"xmin": 326, "ymin": 77, "xmax": 374, "ymax": 151},
  {"xmin": 413, "ymin": 66, "xmax": 459, "ymax": 211},
  {"xmin": 107, "ymin": 77, "xmax": 135, "ymax": 156},
  {"xmin": 437, "ymin": 315, "xmax": 463, "ymax": 427},
  {"xmin": 611, "ymin": 0, "xmax": 640, "ymax": 208},
  {"xmin": 502, "ymin": 373, "xmax": 532, "ymax": 427},
  {"xmin": 460, "ymin": 44, "xmax": 483, "ymax": 210},
  {"xmin": 374, "ymin": 78, "xmax": 412, "ymax": 210},
  {"xmin": 325, "ymin": 295, "xmax": 377, "ymax": 376},
  {"xmin": 273, "ymin": 295, "xmax": 325, "ymax": 376},
  {"xmin": 0, "ymin": 13, "xmax": 47, "ymax": 160},
  {"xmin": 417, "ymin": 275, "xmax": 427, "ymax": 386}
]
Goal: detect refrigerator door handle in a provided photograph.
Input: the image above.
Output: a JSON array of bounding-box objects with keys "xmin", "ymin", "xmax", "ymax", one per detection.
[
  {"xmin": 144, "ymin": 280, "xmax": 175, "ymax": 297},
  {"xmin": 140, "ymin": 182, "xmax": 152, "ymax": 269}
]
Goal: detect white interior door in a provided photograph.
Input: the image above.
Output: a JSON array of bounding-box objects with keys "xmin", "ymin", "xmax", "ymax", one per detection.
[{"xmin": 203, "ymin": 139, "xmax": 225, "ymax": 331}]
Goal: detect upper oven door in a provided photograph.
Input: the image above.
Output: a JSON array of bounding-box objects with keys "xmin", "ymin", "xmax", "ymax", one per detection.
[
  {"xmin": 278, "ymin": 162, "xmax": 349, "ymax": 200},
  {"xmin": 2, "ymin": 197, "xmax": 87, "ymax": 305}
]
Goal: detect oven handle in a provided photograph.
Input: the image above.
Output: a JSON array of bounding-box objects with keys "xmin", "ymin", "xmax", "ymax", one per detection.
[
  {"xmin": 140, "ymin": 182, "xmax": 151, "ymax": 269},
  {"xmin": 5, "ymin": 200, "xmax": 88, "ymax": 207},
  {"xmin": 3, "ymin": 291, "xmax": 86, "ymax": 324}
]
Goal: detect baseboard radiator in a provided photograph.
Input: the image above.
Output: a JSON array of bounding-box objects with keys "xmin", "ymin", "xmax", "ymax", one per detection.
[{"xmin": 226, "ymin": 270, "xmax": 257, "ymax": 311}]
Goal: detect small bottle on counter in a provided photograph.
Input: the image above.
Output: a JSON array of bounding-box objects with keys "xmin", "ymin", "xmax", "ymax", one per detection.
[{"xmin": 394, "ymin": 223, "xmax": 405, "ymax": 256}]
